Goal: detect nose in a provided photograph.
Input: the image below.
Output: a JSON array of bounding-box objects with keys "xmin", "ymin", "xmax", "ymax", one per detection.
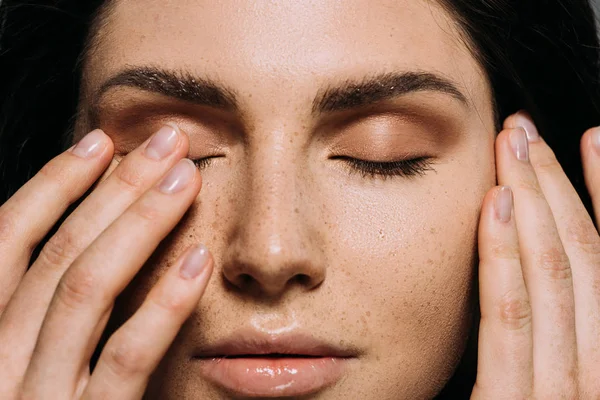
[{"xmin": 221, "ymin": 135, "xmax": 326, "ymax": 298}]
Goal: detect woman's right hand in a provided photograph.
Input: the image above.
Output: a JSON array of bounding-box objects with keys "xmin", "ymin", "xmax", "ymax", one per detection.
[{"xmin": 0, "ymin": 126, "xmax": 213, "ymax": 399}]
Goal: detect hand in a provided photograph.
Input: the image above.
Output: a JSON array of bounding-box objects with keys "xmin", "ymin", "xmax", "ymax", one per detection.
[
  {"xmin": 472, "ymin": 112, "xmax": 600, "ymax": 399},
  {"xmin": 0, "ymin": 126, "xmax": 213, "ymax": 399}
]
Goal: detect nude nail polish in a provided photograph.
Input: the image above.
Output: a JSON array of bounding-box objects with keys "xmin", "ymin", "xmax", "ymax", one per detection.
[
  {"xmin": 513, "ymin": 112, "xmax": 540, "ymax": 142},
  {"xmin": 509, "ymin": 128, "xmax": 529, "ymax": 162},
  {"xmin": 158, "ymin": 159, "xmax": 195, "ymax": 194},
  {"xmin": 494, "ymin": 186, "xmax": 513, "ymax": 223},
  {"xmin": 180, "ymin": 243, "xmax": 210, "ymax": 279},
  {"xmin": 144, "ymin": 125, "xmax": 179, "ymax": 160}
]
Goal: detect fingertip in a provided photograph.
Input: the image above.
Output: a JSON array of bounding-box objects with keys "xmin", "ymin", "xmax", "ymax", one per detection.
[
  {"xmin": 478, "ymin": 186, "xmax": 505, "ymax": 237},
  {"xmin": 494, "ymin": 186, "xmax": 513, "ymax": 224},
  {"xmin": 179, "ymin": 243, "xmax": 213, "ymax": 281},
  {"xmin": 503, "ymin": 111, "xmax": 541, "ymax": 143},
  {"xmin": 68, "ymin": 129, "xmax": 114, "ymax": 160},
  {"xmin": 502, "ymin": 112, "xmax": 520, "ymax": 130},
  {"xmin": 478, "ymin": 186, "xmax": 516, "ymax": 255},
  {"xmin": 495, "ymin": 127, "xmax": 531, "ymax": 169},
  {"xmin": 582, "ymin": 126, "xmax": 600, "ymax": 159},
  {"xmin": 164, "ymin": 122, "xmax": 191, "ymax": 155}
]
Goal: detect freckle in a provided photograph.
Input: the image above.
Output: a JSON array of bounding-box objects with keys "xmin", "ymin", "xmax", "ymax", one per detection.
[
  {"xmin": 366, "ymin": 311, "xmax": 371, "ymax": 317},
  {"xmin": 430, "ymin": 227, "xmax": 436, "ymax": 234}
]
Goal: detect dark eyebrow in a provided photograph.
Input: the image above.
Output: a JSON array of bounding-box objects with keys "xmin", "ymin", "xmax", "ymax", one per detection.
[
  {"xmin": 90, "ymin": 66, "xmax": 239, "ymax": 123},
  {"xmin": 90, "ymin": 67, "xmax": 468, "ymax": 124},
  {"xmin": 312, "ymin": 72, "xmax": 469, "ymax": 115}
]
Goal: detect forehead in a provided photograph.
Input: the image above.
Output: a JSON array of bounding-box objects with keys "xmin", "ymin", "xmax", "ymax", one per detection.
[{"xmin": 86, "ymin": 0, "xmax": 490, "ymax": 116}]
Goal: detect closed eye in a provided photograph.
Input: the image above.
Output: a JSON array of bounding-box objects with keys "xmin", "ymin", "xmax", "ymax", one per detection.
[{"xmin": 332, "ymin": 156, "xmax": 435, "ymax": 180}]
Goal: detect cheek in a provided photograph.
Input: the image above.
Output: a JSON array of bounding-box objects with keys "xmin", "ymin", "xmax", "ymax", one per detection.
[{"xmin": 322, "ymin": 143, "xmax": 494, "ymax": 377}]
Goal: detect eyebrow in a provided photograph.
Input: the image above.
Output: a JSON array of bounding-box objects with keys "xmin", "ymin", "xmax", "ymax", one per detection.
[
  {"xmin": 91, "ymin": 67, "xmax": 469, "ymax": 122},
  {"xmin": 90, "ymin": 67, "xmax": 239, "ymax": 123},
  {"xmin": 313, "ymin": 71, "xmax": 468, "ymax": 113}
]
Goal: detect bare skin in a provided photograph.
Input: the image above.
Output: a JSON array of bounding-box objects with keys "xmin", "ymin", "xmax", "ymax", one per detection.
[{"xmin": 0, "ymin": 1, "xmax": 598, "ymax": 399}]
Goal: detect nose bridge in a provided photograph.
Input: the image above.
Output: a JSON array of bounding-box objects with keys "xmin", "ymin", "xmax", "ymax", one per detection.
[
  {"xmin": 223, "ymin": 125, "xmax": 324, "ymax": 296},
  {"xmin": 247, "ymin": 140, "xmax": 301, "ymax": 259}
]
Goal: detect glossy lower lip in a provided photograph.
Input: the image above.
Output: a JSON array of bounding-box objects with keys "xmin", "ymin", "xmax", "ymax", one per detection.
[{"xmin": 193, "ymin": 356, "xmax": 350, "ymax": 397}]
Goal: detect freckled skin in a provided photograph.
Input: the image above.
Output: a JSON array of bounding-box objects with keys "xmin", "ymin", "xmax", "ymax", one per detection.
[{"xmin": 80, "ymin": 0, "xmax": 496, "ymax": 398}]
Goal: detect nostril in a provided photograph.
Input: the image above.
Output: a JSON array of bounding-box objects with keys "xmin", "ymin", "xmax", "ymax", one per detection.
[
  {"xmin": 293, "ymin": 274, "xmax": 312, "ymax": 286},
  {"xmin": 239, "ymin": 273, "xmax": 253, "ymax": 286}
]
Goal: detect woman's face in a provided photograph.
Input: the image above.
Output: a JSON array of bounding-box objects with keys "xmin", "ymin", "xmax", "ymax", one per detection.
[{"xmin": 78, "ymin": 0, "xmax": 496, "ymax": 398}]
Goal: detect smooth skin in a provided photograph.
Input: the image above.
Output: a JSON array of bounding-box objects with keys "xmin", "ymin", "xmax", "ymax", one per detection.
[
  {"xmin": 0, "ymin": 114, "xmax": 599, "ymax": 398},
  {"xmin": 1, "ymin": 1, "xmax": 600, "ymax": 399}
]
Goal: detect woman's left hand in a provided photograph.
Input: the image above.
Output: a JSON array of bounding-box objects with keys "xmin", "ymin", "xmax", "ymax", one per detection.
[{"xmin": 472, "ymin": 112, "xmax": 600, "ymax": 399}]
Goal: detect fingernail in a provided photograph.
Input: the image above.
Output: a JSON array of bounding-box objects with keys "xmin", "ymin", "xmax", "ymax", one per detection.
[
  {"xmin": 158, "ymin": 159, "xmax": 195, "ymax": 194},
  {"xmin": 509, "ymin": 127, "xmax": 529, "ymax": 161},
  {"xmin": 591, "ymin": 127, "xmax": 600, "ymax": 156},
  {"xmin": 494, "ymin": 186, "xmax": 513, "ymax": 223},
  {"xmin": 180, "ymin": 243, "xmax": 210, "ymax": 279},
  {"xmin": 513, "ymin": 112, "xmax": 540, "ymax": 142},
  {"xmin": 71, "ymin": 129, "xmax": 107, "ymax": 159},
  {"xmin": 144, "ymin": 125, "xmax": 179, "ymax": 160}
]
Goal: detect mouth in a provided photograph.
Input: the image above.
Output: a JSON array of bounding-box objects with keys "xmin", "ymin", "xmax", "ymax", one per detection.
[{"xmin": 192, "ymin": 331, "xmax": 358, "ymax": 397}]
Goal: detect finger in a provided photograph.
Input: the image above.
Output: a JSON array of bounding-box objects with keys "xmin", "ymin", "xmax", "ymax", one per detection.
[
  {"xmin": 496, "ymin": 126, "xmax": 578, "ymax": 397},
  {"xmin": 0, "ymin": 129, "xmax": 112, "ymax": 314},
  {"xmin": 581, "ymin": 126, "xmax": 600, "ymax": 225},
  {"xmin": 0, "ymin": 125, "xmax": 188, "ymax": 382},
  {"xmin": 473, "ymin": 186, "xmax": 533, "ymax": 399},
  {"xmin": 508, "ymin": 114, "xmax": 600, "ymax": 395},
  {"xmin": 83, "ymin": 244, "xmax": 213, "ymax": 399},
  {"xmin": 22, "ymin": 159, "xmax": 201, "ymax": 396}
]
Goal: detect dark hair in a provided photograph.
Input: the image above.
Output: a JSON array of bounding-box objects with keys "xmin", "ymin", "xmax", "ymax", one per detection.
[{"xmin": 1, "ymin": 1, "xmax": 598, "ymax": 398}]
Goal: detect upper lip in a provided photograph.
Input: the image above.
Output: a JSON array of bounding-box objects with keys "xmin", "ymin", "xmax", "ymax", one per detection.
[{"xmin": 193, "ymin": 329, "xmax": 358, "ymax": 358}]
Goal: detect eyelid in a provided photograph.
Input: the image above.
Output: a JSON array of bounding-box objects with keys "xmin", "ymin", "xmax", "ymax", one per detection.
[{"xmin": 334, "ymin": 156, "xmax": 436, "ymax": 180}]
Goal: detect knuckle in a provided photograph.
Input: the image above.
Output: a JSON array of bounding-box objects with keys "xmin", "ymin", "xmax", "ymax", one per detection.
[
  {"xmin": 55, "ymin": 266, "xmax": 98, "ymax": 310},
  {"xmin": 132, "ymin": 196, "xmax": 165, "ymax": 222},
  {"xmin": 488, "ymin": 242, "xmax": 521, "ymax": 261},
  {"xmin": 104, "ymin": 334, "xmax": 151, "ymax": 378},
  {"xmin": 531, "ymin": 151, "xmax": 561, "ymax": 175},
  {"xmin": 38, "ymin": 227, "xmax": 81, "ymax": 270},
  {"xmin": 112, "ymin": 163, "xmax": 147, "ymax": 195},
  {"xmin": 497, "ymin": 289, "xmax": 532, "ymax": 331},
  {"xmin": 148, "ymin": 288, "xmax": 189, "ymax": 315},
  {"xmin": 515, "ymin": 181, "xmax": 545, "ymax": 201},
  {"xmin": 537, "ymin": 248, "xmax": 572, "ymax": 282},
  {"xmin": 37, "ymin": 159, "xmax": 69, "ymax": 183},
  {"xmin": 0, "ymin": 208, "xmax": 16, "ymax": 244},
  {"xmin": 565, "ymin": 220, "xmax": 600, "ymax": 258},
  {"xmin": 537, "ymin": 380, "xmax": 578, "ymax": 400}
]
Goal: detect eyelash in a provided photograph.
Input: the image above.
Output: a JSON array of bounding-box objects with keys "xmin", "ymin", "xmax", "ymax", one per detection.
[
  {"xmin": 192, "ymin": 158, "xmax": 213, "ymax": 170},
  {"xmin": 192, "ymin": 156, "xmax": 435, "ymax": 180},
  {"xmin": 334, "ymin": 156, "xmax": 435, "ymax": 180}
]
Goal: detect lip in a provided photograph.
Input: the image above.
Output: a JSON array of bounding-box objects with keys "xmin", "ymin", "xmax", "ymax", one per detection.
[{"xmin": 192, "ymin": 330, "xmax": 358, "ymax": 397}]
